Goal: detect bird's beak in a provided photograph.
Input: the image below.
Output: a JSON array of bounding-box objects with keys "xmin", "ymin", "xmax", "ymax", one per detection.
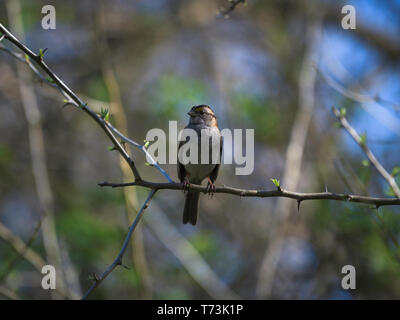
[{"xmin": 188, "ymin": 111, "xmax": 196, "ymax": 117}]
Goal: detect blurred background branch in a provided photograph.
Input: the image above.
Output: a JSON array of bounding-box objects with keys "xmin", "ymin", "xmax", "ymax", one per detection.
[{"xmin": 4, "ymin": 0, "xmax": 76, "ymax": 299}]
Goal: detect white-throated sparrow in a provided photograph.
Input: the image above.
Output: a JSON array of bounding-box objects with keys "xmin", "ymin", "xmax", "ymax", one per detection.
[{"xmin": 178, "ymin": 105, "xmax": 222, "ymax": 225}]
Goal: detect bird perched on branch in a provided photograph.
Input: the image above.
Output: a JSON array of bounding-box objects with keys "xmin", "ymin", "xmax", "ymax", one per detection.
[{"xmin": 178, "ymin": 105, "xmax": 222, "ymax": 225}]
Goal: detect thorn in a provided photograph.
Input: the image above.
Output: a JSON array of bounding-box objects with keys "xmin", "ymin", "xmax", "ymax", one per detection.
[
  {"xmin": 89, "ymin": 272, "xmax": 99, "ymax": 282},
  {"xmin": 325, "ymin": 184, "xmax": 328, "ymax": 192},
  {"xmin": 121, "ymin": 264, "xmax": 130, "ymax": 270},
  {"xmin": 61, "ymin": 102, "xmax": 73, "ymax": 109},
  {"xmin": 297, "ymin": 200, "xmax": 302, "ymax": 213},
  {"xmin": 0, "ymin": 34, "xmax": 5, "ymax": 42}
]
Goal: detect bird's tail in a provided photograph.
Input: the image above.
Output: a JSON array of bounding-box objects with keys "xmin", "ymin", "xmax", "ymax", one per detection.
[{"xmin": 182, "ymin": 191, "xmax": 200, "ymax": 225}]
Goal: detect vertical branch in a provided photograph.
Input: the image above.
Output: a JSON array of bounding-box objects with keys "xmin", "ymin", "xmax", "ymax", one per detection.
[
  {"xmin": 5, "ymin": 0, "xmax": 73, "ymax": 299},
  {"xmin": 256, "ymin": 20, "xmax": 321, "ymax": 298}
]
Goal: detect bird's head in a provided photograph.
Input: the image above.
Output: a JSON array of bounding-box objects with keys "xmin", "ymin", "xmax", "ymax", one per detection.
[{"xmin": 187, "ymin": 105, "xmax": 218, "ymax": 127}]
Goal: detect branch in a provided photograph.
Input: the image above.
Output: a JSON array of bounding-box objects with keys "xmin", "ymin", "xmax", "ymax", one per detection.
[
  {"xmin": 332, "ymin": 107, "xmax": 400, "ymax": 198},
  {"xmin": 81, "ymin": 189, "xmax": 156, "ymax": 300},
  {"xmin": 104, "ymin": 121, "xmax": 173, "ymax": 182},
  {"xmin": 218, "ymin": 0, "xmax": 246, "ymax": 17},
  {"xmin": 99, "ymin": 180, "xmax": 400, "ymax": 208}
]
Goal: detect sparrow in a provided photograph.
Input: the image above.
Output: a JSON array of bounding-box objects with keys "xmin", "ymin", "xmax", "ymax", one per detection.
[{"xmin": 178, "ymin": 105, "xmax": 222, "ymax": 225}]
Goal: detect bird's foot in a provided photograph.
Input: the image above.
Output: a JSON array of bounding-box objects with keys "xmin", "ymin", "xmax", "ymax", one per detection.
[
  {"xmin": 182, "ymin": 178, "xmax": 190, "ymax": 194},
  {"xmin": 206, "ymin": 177, "xmax": 216, "ymax": 199}
]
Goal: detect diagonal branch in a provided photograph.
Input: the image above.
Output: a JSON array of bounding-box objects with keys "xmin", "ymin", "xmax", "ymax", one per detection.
[
  {"xmin": 104, "ymin": 121, "xmax": 173, "ymax": 182},
  {"xmin": 332, "ymin": 107, "xmax": 400, "ymax": 198},
  {"xmin": 0, "ymin": 23, "xmax": 141, "ymax": 182},
  {"xmin": 81, "ymin": 189, "xmax": 157, "ymax": 300}
]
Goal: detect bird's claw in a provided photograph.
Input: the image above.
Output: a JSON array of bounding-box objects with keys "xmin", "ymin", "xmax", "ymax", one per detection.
[
  {"xmin": 206, "ymin": 182, "xmax": 216, "ymax": 199},
  {"xmin": 182, "ymin": 178, "xmax": 190, "ymax": 194}
]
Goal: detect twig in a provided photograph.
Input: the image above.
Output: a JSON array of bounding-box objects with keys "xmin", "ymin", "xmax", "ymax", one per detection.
[
  {"xmin": 318, "ymin": 68, "xmax": 400, "ymax": 112},
  {"xmin": 332, "ymin": 107, "xmax": 400, "ymax": 198},
  {"xmin": 104, "ymin": 121, "xmax": 173, "ymax": 182},
  {"xmin": 81, "ymin": 189, "xmax": 156, "ymax": 300},
  {"xmin": 218, "ymin": 0, "xmax": 246, "ymax": 17},
  {"xmin": 99, "ymin": 180, "xmax": 400, "ymax": 208}
]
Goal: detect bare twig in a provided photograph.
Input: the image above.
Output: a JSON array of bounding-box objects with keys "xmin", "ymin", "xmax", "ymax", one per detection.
[
  {"xmin": 81, "ymin": 189, "xmax": 157, "ymax": 300},
  {"xmin": 333, "ymin": 107, "xmax": 400, "ymax": 198},
  {"xmin": 104, "ymin": 121, "xmax": 173, "ymax": 182},
  {"xmin": 218, "ymin": 0, "xmax": 246, "ymax": 17},
  {"xmin": 318, "ymin": 68, "xmax": 400, "ymax": 112}
]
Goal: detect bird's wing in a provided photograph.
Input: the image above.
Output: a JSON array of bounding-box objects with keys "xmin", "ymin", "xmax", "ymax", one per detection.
[
  {"xmin": 177, "ymin": 139, "xmax": 187, "ymax": 182},
  {"xmin": 209, "ymin": 135, "xmax": 223, "ymax": 183}
]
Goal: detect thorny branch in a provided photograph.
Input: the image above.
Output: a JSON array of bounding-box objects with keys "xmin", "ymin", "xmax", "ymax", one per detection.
[
  {"xmin": 2, "ymin": 23, "xmax": 400, "ymax": 299},
  {"xmin": 98, "ymin": 180, "xmax": 400, "ymax": 208}
]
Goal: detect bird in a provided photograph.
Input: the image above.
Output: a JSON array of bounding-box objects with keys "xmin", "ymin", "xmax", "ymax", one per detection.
[{"xmin": 178, "ymin": 105, "xmax": 222, "ymax": 225}]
